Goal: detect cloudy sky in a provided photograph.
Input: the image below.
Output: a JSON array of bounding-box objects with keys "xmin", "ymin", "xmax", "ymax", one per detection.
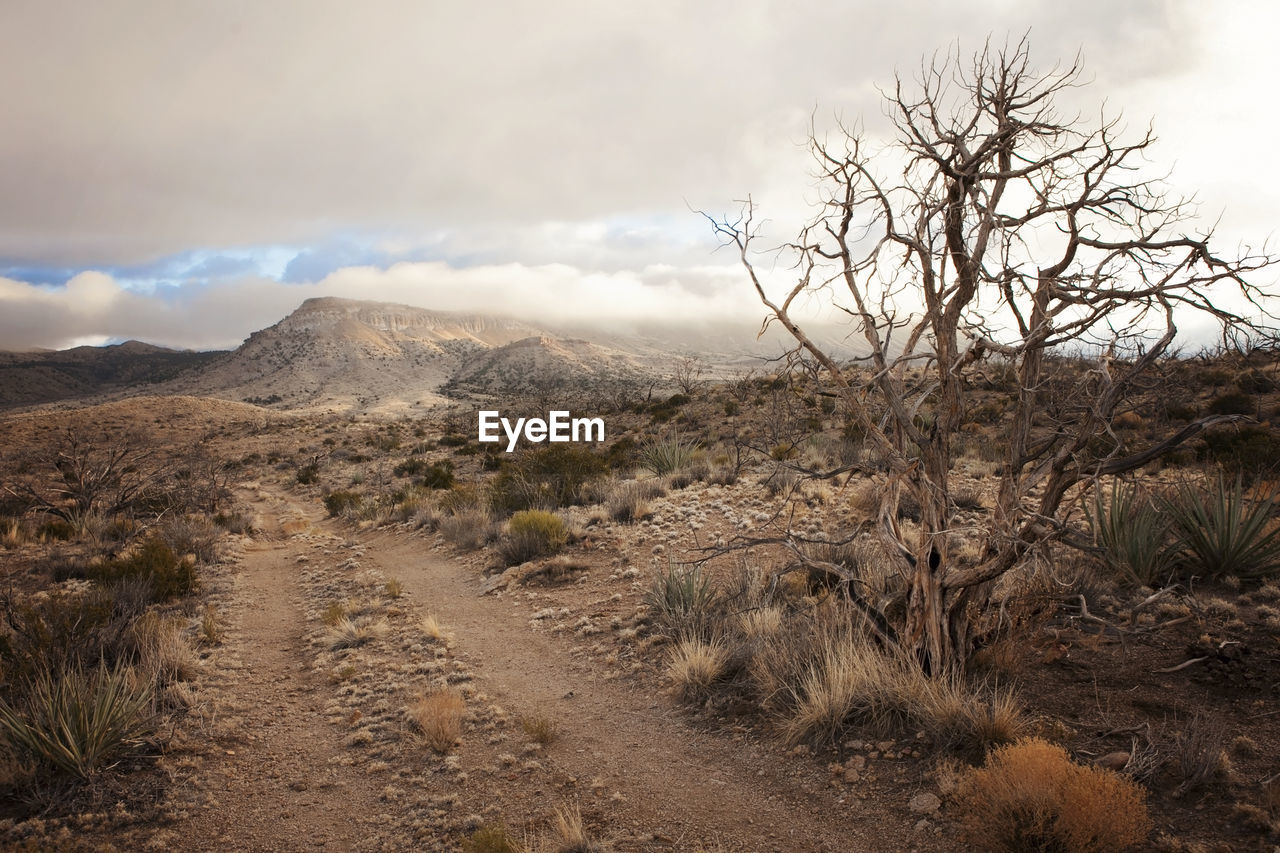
[{"xmin": 1, "ymin": 0, "xmax": 1277, "ymax": 351}]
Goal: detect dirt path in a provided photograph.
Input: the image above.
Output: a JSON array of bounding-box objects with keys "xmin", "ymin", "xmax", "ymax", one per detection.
[
  {"xmin": 354, "ymin": 528, "xmax": 925, "ymax": 852},
  {"xmin": 165, "ymin": 487, "xmax": 938, "ymax": 852},
  {"xmin": 172, "ymin": 492, "xmax": 392, "ymax": 852}
]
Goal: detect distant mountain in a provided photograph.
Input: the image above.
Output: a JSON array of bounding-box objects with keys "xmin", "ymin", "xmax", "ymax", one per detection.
[
  {"xmin": 158, "ymin": 297, "xmax": 554, "ymax": 413},
  {"xmin": 0, "ymin": 297, "xmax": 868, "ymax": 415},
  {"xmin": 0, "ymin": 341, "xmax": 220, "ymax": 409}
]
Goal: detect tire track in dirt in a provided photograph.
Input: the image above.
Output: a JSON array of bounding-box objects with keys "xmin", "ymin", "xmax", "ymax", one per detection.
[
  {"xmin": 174, "ymin": 493, "xmax": 393, "ymax": 852},
  {"xmin": 354, "ymin": 527, "xmax": 926, "ymax": 853}
]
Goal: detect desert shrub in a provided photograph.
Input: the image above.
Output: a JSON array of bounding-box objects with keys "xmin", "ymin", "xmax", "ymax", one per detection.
[
  {"xmin": 498, "ymin": 510, "xmax": 567, "ymax": 566},
  {"xmin": 1236, "ymin": 369, "xmax": 1276, "ymax": 394},
  {"xmin": 1198, "ymin": 424, "xmax": 1280, "ymax": 478},
  {"xmin": 36, "ymin": 517, "xmax": 76, "ymax": 541},
  {"xmin": 1088, "ymin": 480, "xmax": 1177, "ymax": 587},
  {"xmin": 295, "ymin": 462, "xmax": 320, "ymax": 485},
  {"xmin": 464, "ymin": 824, "xmax": 522, "ymax": 853},
  {"xmin": 419, "ymin": 461, "xmax": 455, "ymax": 489},
  {"xmin": 0, "ymin": 588, "xmax": 137, "ymax": 682},
  {"xmin": 637, "ymin": 432, "xmax": 701, "ymax": 476},
  {"xmin": 393, "ymin": 457, "xmax": 429, "ymax": 477},
  {"xmin": 0, "ymin": 661, "xmax": 153, "ymax": 779},
  {"xmin": 409, "ymin": 688, "xmax": 465, "ymax": 752},
  {"xmin": 212, "ymin": 510, "xmax": 256, "ymax": 534},
  {"xmin": 953, "ymin": 737, "xmax": 1151, "ymax": 852},
  {"xmin": 159, "ymin": 515, "xmax": 220, "ymax": 564},
  {"xmin": 1172, "ymin": 712, "xmax": 1228, "ymax": 797},
  {"xmin": 1207, "ymin": 390, "xmax": 1255, "ymax": 416},
  {"xmin": 606, "ymin": 482, "xmax": 650, "ymax": 523},
  {"xmin": 440, "ymin": 507, "xmax": 501, "ymax": 550},
  {"xmin": 323, "ymin": 490, "xmax": 363, "ymax": 517},
  {"xmin": 89, "ymin": 537, "xmax": 197, "ymax": 601},
  {"xmin": 645, "ymin": 563, "xmax": 718, "ymax": 638},
  {"xmin": 489, "ymin": 446, "xmax": 608, "ymax": 513},
  {"xmin": 1163, "ymin": 474, "xmax": 1280, "ymax": 581}
]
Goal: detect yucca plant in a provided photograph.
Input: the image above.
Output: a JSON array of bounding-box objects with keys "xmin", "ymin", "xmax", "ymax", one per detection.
[
  {"xmin": 0, "ymin": 662, "xmax": 153, "ymax": 779},
  {"xmin": 645, "ymin": 562, "xmax": 718, "ymax": 637},
  {"xmin": 637, "ymin": 431, "xmax": 701, "ymax": 476},
  {"xmin": 1163, "ymin": 473, "xmax": 1280, "ymax": 581},
  {"xmin": 1087, "ymin": 480, "xmax": 1178, "ymax": 587}
]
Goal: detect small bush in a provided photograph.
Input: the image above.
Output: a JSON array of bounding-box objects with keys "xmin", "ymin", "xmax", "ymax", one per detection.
[
  {"xmin": 606, "ymin": 482, "xmax": 650, "ymax": 524},
  {"xmin": 296, "ymin": 463, "xmax": 320, "ymax": 485},
  {"xmin": 0, "ymin": 662, "xmax": 153, "ymax": 779},
  {"xmin": 953, "ymin": 737, "xmax": 1151, "ymax": 852},
  {"xmin": 520, "ymin": 712, "xmax": 560, "ymax": 745},
  {"xmin": 488, "ymin": 446, "xmax": 608, "ymax": 513},
  {"xmin": 89, "ymin": 537, "xmax": 197, "ymax": 601},
  {"xmin": 36, "ymin": 518, "xmax": 76, "ymax": 541},
  {"xmin": 498, "ymin": 510, "xmax": 567, "ymax": 566},
  {"xmin": 464, "ymin": 824, "xmax": 523, "ymax": 853},
  {"xmin": 324, "ymin": 490, "xmax": 363, "ymax": 517},
  {"xmin": 409, "ymin": 688, "xmax": 465, "ymax": 752},
  {"xmin": 1208, "ymin": 391, "xmax": 1255, "ymax": 416},
  {"xmin": 440, "ymin": 508, "xmax": 500, "ymax": 550}
]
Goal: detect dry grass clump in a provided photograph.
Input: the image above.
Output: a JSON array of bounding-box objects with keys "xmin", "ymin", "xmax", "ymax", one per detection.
[
  {"xmin": 667, "ymin": 635, "xmax": 728, "ymax": 702},
  {"xmin": 746, "ymin": 605, "xmax": 1025, "ymax": 754},
  {"xmin": 464, "ymin": 823, "xmax": 526, "ymax": 853},
  {"xmin": 421, "ymin": 613, "xmax": 446, "ymax": 641},
  {"xmin": 1172, "ymin": 713, "xmax": 1229, "ymax": 797},
  {"xmin": 499, "ymin": 510, "xmax": 568, "ymax": 566},
  {"xmin": 520, "ymin": 712, "xmax": 560, "ymax": 745},
  {"xmin": 954, "ymin": 737, "xmax": 1152, "ymax": 852},
  {"xmin": 605, "ymin": 482, "xmax": 650, "ymax": 524},
  {"xmin": 409, "ymin": 688, "xmax": 466, "ymax": 752},
  {"xmin": 325, "ymin": 615, "xmax": 390, "ymax": 650},
  {"xmin": 384, "ymin": 577, "xmax": 404, "ymax": 599},
  {"xmin": 130, "ymin": 610, "xmax": 198, "ymax": 686},
  {"xmin": 551, "ymin": 802, "xmax": 603, "ymax": 853},
  {"xmin": 440, "ymin": 507, "xmax": 501, "ymax": 550}
]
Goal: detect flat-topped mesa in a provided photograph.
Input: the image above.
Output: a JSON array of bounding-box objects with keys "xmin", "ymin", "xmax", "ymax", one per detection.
[{"xmin": 281, "ymin": 297, "xmax": 539, "ymax": 344}]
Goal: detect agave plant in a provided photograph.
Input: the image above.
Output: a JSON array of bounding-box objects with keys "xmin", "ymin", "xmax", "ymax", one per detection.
[
  {"xmin": 0, "ymin": 662, "xmax": 153, "ymax": 779},
  {"xmin": 1163, "ymin": 473, "xmax": 1280, "ymax": 581},
  {"xmin": 1087, "ymin": 480, "xmax": 1178, "ymax": 587}
]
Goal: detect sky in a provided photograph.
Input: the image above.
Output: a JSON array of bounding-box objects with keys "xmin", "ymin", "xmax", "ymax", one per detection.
[{"xmin": 1, "ymin": 0, "xmax": 1278, "ymax": 351}]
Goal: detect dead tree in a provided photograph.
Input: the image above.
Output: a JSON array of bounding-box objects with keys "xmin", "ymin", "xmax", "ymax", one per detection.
[{"xmin": 708, "ymin": 39, "xmax": 1276, "ymax": 674}]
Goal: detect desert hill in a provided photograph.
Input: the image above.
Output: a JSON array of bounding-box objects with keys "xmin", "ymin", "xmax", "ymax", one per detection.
[{"xmin": 0, "ymin": 340, "xmax": 220, "ymax": 409}]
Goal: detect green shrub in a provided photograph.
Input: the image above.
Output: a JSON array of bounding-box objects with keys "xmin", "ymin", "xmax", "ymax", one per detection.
[
  {"xmin": 1208, "ymin": 391, "xmax": 1255, "ymax": 416},
  {"xmin": 324, "ymin": 490, "xmax": 363, "ymax": 517},
  {"xmin": 0, "ymin": 661, "xmax": 153, "ymax": 779},
  {"xmin": 645, "ymin": 563, "xmax": 718, "ymax": 637},
  {"xmin": 1163, "ymin": 474, "xmax": 1280, "ymax": 581},
  {"xmin": 488, "ymin": 445, "xmax": 608, "ymax": 513},
  {"xmin": 637, "ymin": 432, "xmax": 701, "ymax": 476},
  {"xmin": 89, "ymin": 537, "xmax": 196, "ymax": 601},
  {"xmin": 1088, "ymin": 480, "xmax": 1177, "ymax": 587},
  {"xmin": 419, "ymin": 461, "xmax": 455, "ymax": 490},
  {"xmin": 498, "ymin": 510, "xmax": 567, "ymax": 565},
  {"xmin": 1199, "ymin": 424, "xmax": 1280, "ymax": 479}
]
